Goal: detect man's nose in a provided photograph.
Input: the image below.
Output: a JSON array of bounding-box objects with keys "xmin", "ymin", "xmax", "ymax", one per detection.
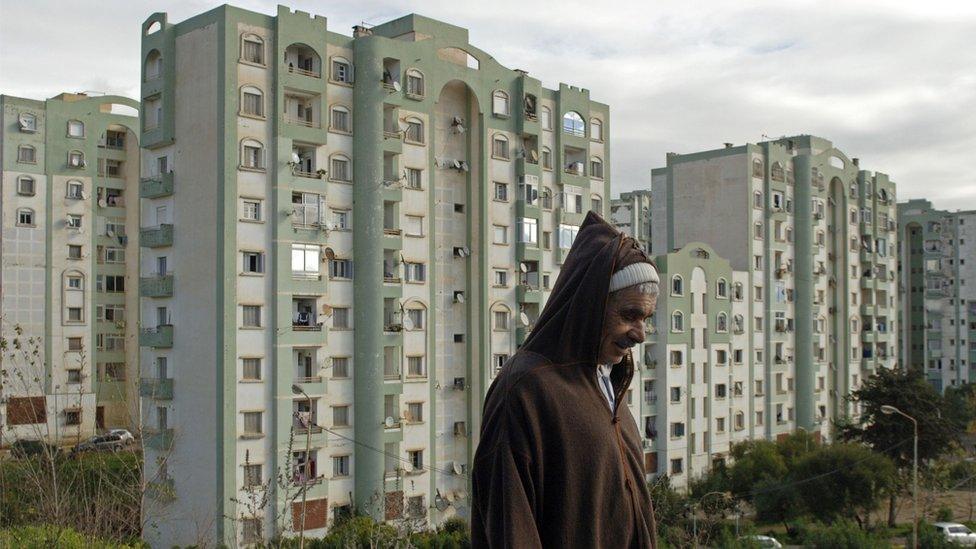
[{"xmin": 629, "ymin": 325, "xmax": 645, "ymax": 344}]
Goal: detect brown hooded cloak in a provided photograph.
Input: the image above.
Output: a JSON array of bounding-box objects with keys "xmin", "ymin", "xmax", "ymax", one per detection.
[{"xmin": 471, "ymin": 211, "xmax": 658, "ymax": 548}]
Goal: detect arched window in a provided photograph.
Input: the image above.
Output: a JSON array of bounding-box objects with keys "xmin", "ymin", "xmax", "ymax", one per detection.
[
  {"xmin": 716, "ymin": 278, "xmax": 728, "ymax": 298},
  {"xmin": 753, "ymin": 190, "xmax": 763, "ymax": 209},
  {"xmin": 64, "ymin": 270, "xmax": 85, "ymax": 291},
  {"xmin": 331, "ymin": 56, "xmax": 353, "ymax": 83},
  {"xmin": 590, "ymin": 118, "xmax": 603, "ymax": 141},
  {"xmin": 492, "ymin": 304, "xmax": 512, "ymax": 331},
  {"xmin": 330, "ymin": 105, "xmax": 351, "ymax": 133},
  {"xmin": 404, "ymin": 117, "xmax": 424, "ymax": 144},
  {"xmin": 17, "ymin": 145, "xmax": 36, "ymax": 163},
  {"xmin": 716, "ymin": 312, "xmax": 728, "ymax": 333},
  {"xmin": 541, "ymin": 146, "xmax": 553, "ymax": 170},
  {"xmin": 16, "ymin": 175, "xmax": 35, "ymax": 196},
  {"xmin": 16, "ymin": 208, "xmax": 35, "ymax": 227},
  {"xmin": 492, "ymin": 134, "xmax": 509, "ymax": 160},
  {"xmin": 878, "ymin": 188, "xmax": 889, "ymax": 203},
  {"xmin": 849, "ymin": 182, "xmax": 858, "ymax": 198},
  {"xmin": 405, "ymin": 69, "xmax": 424, "ymax": 97},
  {"xmin": 67, "ymin": 120, "xmax": 85, "ymax": 138},
  {"xmin": 671, "ymin": 275, "xmax": 683, "ymax": 296},
  {"xmin": 67, "ymin": 150, "xmax": 85, "ymax": 168},
  {"xmin": 732, "ymin": 282, "xmax": 743, "ymax": 301},
  {"xmin": 541, "ymin": 187, "xmax": 553, "ymax": 209},
  {"xmin": 404, "ymin": 301, "xmax": 427, "ymax": 331},
  {"xmin": 285, "ymin": 43, "xmax": 321, "ymax": 77},
  {"xmin": 562, "ymin": 111, "xmax": 585, "ymax": 136},
  {"xmin": 733, "ymin": 314, "xmax": 744, "ymax": 333},
  {"xmin": 671, "ymin": 311, "xmax": 684, "ymax": 332},
  {"xmin": 771, "ymin": 161, "xmax": 785, "ymax": 182},
  {"xmin": 540, "ymin": 106, "xmax": 552, "ymax": 130},
  {"xmin": 330, "ymin": 154, "xmax": 351, "ymax": 182},
  {"xmin": 492, "ymin": 90, "xmax": 510, "ymax": 116},
  {"xmin": 590, "ymin": 156, "xmax": 604, "ymax": 179},
  {"xmin": 240, "ymin": 86, "xmax": 264, "ymax": 117},
  {"xmin": 240, "ymin": 33, "xmax": 265, "ymax": 65},
  {"xmin": 850, "ymin": 316, "xmax": 859, "ymax": 333},
  {"xmin": 850, "ymin": 208, "xmax": 858, "ymax": 224},
  {"xmin": 735, "ymin": 411, "xmax": 745, "ymax": 430},
  {"xmin": 590, "ymin": 195, "xmax": 603, "ymax": 215},
  {"xmin": 752, "ymin": 158, "xmax": 764, "ymax": 178},
  {"xmin": 240, "ymin": 139, "xmax": 264, "ymax": 169},
  {"xmin": 144, "ymin": 50, "xmax": 162, "ymax": 81},
  {"xmin": 66, "ymin": 180, "xmax": 84, "ymax": 199}
]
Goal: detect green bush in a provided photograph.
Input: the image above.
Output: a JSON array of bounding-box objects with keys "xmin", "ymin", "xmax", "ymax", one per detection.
[
  {"xmin": 936, "ymin": 505, "xmax": 955, "ymax": 522},
  {"xmin": 800, "ymin": 520, "xmax": 890, "ymax": 549},
  {"xmin": 914, "ymin": 521, "xmax": 967, "ymax": 549},
  {"xmin": 0, "ymin": 525, "xmax": 143, "ymax": 548}
]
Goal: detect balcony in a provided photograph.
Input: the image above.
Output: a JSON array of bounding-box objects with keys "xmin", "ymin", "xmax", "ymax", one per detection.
[
  {"xmin": 140, "ymin": 378, "xmax": 173, "ymax": 400},
  {"xmin": 140, "ymin": 224, "xmax": 174, "ymax": 248},
  {"xmin": 140, "ymin": 173, "xmax": 174, "ymax": 198},
  {"xmin": 140, "ymin": 325, "xmax": 173, "ymax": 348},
  {"xmin": 140, "ymin": 274, "xmax": 174, "ymax": 297},
  {"xmin": 516, "ymin": 284, "xmax": 542, "ymax": 304},
  {"xmin": 145, "ymin": 428, "xmax": 174, "ymax": 450}
]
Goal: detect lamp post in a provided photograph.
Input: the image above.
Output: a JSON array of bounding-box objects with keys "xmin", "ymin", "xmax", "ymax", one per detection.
[
  {"xmin": 292, "ymin": 384, "xmax": 312, "ymax": 549},
  {"xmin": 692, "ymin": 491, "xmax": 730, "ymax": 548},
  {"xmin": 881, "ymin": 404, "xmax": 918, "ymax": 549}
]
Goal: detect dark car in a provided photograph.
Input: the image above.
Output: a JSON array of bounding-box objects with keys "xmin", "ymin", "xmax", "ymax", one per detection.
[
  {"xmin": 11, "ymin": 439, "xmax": 61, "ymax": 459},
  {"xmin": 73, "ymin": 433, "xmax": 125, "ymax": 454}
]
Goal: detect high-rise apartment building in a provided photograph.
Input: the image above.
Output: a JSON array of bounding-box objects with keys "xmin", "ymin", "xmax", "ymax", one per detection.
[
  {"xmin": 138, "ymin": 6, "xmax": 609, "ymax": 546},
  {"xmin": 898, "ymin": 199, "xmax": 976, "ymax": 392},
  {"xmin": 610, "ymin": 189, "xmax": 652, "ymax": 252},
  {"xmin": 0, "ymin": 93, "xmax": 140, "ymax": 445},
  {"xmin": 650, "ymin": 135, "xmax": 899, "ymax": 448}
]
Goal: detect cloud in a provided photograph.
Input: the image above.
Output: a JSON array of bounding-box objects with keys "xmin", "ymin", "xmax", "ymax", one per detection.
[{"xmin": 2, "ymin": 0, "xmax": 973, "ymax": 209}]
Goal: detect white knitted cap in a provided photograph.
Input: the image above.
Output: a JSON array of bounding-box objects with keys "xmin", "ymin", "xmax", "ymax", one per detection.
[{"xmin": 609, "ymin": 262, "xmax": 660, "ymax": 293}]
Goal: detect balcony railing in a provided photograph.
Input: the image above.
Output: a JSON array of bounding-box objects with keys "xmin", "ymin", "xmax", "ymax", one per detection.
[
  {"xmin": 287, "ymin": 65, "xmax": 320, "ymax": 78},
  {"xmin": 140, "ymin": 378, "xmax": 174, "ymax": 400},
  {"xmin": 140, "ymin": 224, "xmax": 174, "ymax": 248},
  {"xmin": 284, "ymin": 115, "xmax": 317, "ymax": 128},
  {"xmin": 140, "ymin": 173, "xmax": 175, "ymax": 199},
  {"xmin": 140, "ymin": 325, "xmax": 173, "ymax": 348},
  {"xmin": 140, "ymin": 274, "xmax": 174, "ymax": 297}
]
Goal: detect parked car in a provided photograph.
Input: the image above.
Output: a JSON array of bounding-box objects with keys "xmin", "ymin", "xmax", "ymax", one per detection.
[
  {"xmin": 11, "ymin": 439, "xmax": 61, "ymax": 459},
  {"xmin": 107, "ymin": 428, "xmax": 134, "ymax": 444},
  {"xmin": 934, "ymin": 523, "xmax": 976, "ymax": 547},
  {"xmin": 73, "ymin": 434, "xmax": 125, "ymax": 454},
  {"xmin": 737, "ymin": 535, "xmax": 783, "ymax": 548}
]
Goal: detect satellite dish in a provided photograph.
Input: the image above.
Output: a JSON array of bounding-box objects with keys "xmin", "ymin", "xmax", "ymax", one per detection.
[
  {"xmin": 520, "ymin": 312, "xmax": 530, "ymax": 326},
  {"xmin": 97, "ymin": 198, "xmax": 107, "ymax": 208},
  {"xmin": 452, "ymin": 462, "xmax": 463, "ymax": 475},
  {"xmin": 460, "ymin": 161, "xmax": 469, "ymax": 172},
  {"xmin": 452, "ymin": 116, "xmax": 463, "ymax": 125},
  {"xmin": 321, "ymin": 304, "xmax": 333, "ymax": 316},
  {"xmin": 402, "ymin": 461, "xmax": 414, "ymax": 473},
  {"xmin": 453, "ymin": 160, "xmax": 462, "ymax": 170},
  {"xmin": 456, "ymin": 125, "xmax": 465, "ymax": 134},
  {"xmin": 392, "ymin": 81, "xmax": 402, "ymax": 92},
  {"xmin": 454, "ymin": 292, "xmax": 465, "ymax": 303},
  {"xmin": 291, "ymin": 152, "xmax": 301, "ymax": 164},
  {"xmin": 434, "ymin": 494, "xmax": 450, "ymax": 511},
  {"xmin": 324, "ymin": 247, "xmax": 336, "ymax": 260},
  {"xmin": 106, "ymin": 229, "xmax": 116, "ymax": 238},
  {"xmin": 384, "ymin": 416, "xmax": 395, "ymax": 428},
  {"xmin": 519, "ymin": 262, "xmax": 528, "ymax": 273},
  {"xmin": 402, "ymin": 315, "xmax": 415, "ymax": 331},
  {"xmin": 530, "ymin": 149, "xmax": 539, "ymax": 162}
]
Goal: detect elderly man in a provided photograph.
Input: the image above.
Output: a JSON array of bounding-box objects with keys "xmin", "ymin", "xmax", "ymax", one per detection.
[{"xmin": 472, "ymin": 211, "xmax": 659, "ymax": 548}]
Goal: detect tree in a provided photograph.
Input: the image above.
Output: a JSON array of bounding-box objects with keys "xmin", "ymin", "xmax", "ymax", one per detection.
[
  {"xmin": 839, "ymin": 367, "xmax": 963, "ymax": 526},
  {"xmin": 727, "ymin": 440, "xmax": 787, "ymax": 500},
  {"xmin": 793, "ymin": 443, "xmax": 895, "ymax": 528}
]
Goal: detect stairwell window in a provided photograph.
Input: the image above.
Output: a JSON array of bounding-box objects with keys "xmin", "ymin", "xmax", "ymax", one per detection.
[
  {"xmin": 404, "ymin": 118, "xmax": 424, "ymax": 144},
  {"xmin": 242, "ymin": 305, "xmax": 262, "ymax": 328},
  {"xmin": 240, "ymin": 139, "xmax": 264, "ymax": 170},
  {"xmin": 671, "ymin": 275, "xmax": 683, "ymax": 296},
  {"xmin": 671, "ymin": 311, "xmax": 684, "ymax": 332},
  {"xmin": 492, "ymin": 134, "xmax": 510, "ymax": 160},
  {"xmin": 330, "ymin": 105, "xmax": 351, "ymax": 133},
  {"xmin": 590, "ymin": 118, "xmax": 603, "ymax": 141},
  {"xmin": 240, "ymin": 33, "xmax": 265, "ymax": 65},
  {"xmin": 17, "ymin": 145, "xmax": 36, "ymax": 163},
  {"xmin": 590, "ymin": 157, "xmax": 604, "ymax": 179},
  {"xmin": 330, "ymin": 155, "xmax": 351, "ymax": 182},
  {"xmin": 541, "ymin": 147, "xmax": 552, "ymax": 170},
  {"xmin": 67, "ymin": 120, "xmax": 85, "ymax": 138},
  {"xmin": 16, "ymin": 176, "xmax": 35, "ymax": 196},
  {"xmin": 492, "ymin": 90, "xmax": 510, "ymax": 117},
  {"xmin": 240, "ymin": 86, "xmax": 264, "ymax": 117},
  {"xmin": 405, "ymin": 69, "xmax": 424, "ymax": 97},
  {"xmin": 331, "ymin": 57, "xmax": 353, "ymax": 84}
]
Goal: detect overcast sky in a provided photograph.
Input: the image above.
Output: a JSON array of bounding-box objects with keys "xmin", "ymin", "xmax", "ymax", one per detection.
[{"xmin": 2, "ymin": 0, "xmax": 974, "ymax": 210}]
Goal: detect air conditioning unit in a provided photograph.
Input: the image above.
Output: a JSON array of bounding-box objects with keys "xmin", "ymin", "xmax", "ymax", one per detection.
[{"xmin": 453, "ymin": 377, "xmax": 466, "ymax": 390}]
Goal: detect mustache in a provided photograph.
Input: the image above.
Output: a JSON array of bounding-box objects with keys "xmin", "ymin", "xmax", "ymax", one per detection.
[{"xmin": 614, "ymin": 337, "xmax": 640, "ymax": 349}]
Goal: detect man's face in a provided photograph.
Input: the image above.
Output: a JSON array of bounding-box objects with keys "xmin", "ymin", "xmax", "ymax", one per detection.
[{"xmin": 598, "ymin": 284, "xmax": 657, "ymax": 366}]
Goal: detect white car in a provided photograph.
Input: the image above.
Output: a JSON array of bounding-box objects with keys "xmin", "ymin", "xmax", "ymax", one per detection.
[
  {"xmin": 738, "ymin": 535, "xmax": 782, "ymax": 548},
  {"xmin": 108, "ymin": 429, "xmax": 134, "ymax": 444},
  {"xmin": 934, "ymin": 523, "xmax": 976, "ymax": 547}
]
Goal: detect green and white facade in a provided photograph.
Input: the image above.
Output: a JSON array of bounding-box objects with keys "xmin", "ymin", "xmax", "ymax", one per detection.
[
  {"xmin": 138, "ymin": 5, "xmax": 610, "ymax": 546},
  {"xmin": 650, "ymin": 135, "xmax": 899, "ymax": 446},
  {"xmin": 0, "ymin": 93, "xmax": 141, "ymax": 445},
  {"xmin": 610, "ymin": 189, "xmax": 652, "ymax": 252},
  {"xmin": 897, "ymin": 199, "xmax": 976, "ymax": 392}
]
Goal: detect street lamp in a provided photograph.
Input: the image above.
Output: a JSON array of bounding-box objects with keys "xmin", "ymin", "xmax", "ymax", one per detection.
[
  {"xmin": 291, "ymin": 384, "xmax": 312, "ymax": 549},
  {"xmin": 691, "ymin": 491, "xmax": 730, "ymax": 548},
  {"xmin": 881, "ymin": 404, "xmax": 918, "ymax": 549}
]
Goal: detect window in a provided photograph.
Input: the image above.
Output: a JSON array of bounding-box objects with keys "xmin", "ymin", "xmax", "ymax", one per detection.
[
  {"xmin": 492, "ymin": 134, "xmax": 510, "ymax": 159},
  {"xmin": 96, "ymin": 275, "xmax": 125, "ymax": 293},
  {"xmin": 406, "ymin": 308, "xmax": 425, "ymax": 331},
  {"xmin": 331, "ymin": 57, "xmax": 353, "ymax": 83},
  {"xmin": 68, "ymin": 245, "xmax": 82, "ymax": 259},
  {"xmin": 563, "ymin": 111, "xmax": 585, "ymax": 136},
  {"xmin": 405, "ymin": 69, "xmax": 424, "ymax": 96},
  {"xmin": 591, "ymin": 118, "xmax": 603, "ymax": 141},
  {"xmin": 493, "ymin": 225, "xmax": 508, "ymax": 245},
  {"xmin": 331, "ymin": 155, "xmax": 351, "ymax": 182},
  {"xmin": 66, "ymin": 180, "xmax": 84, "ymax": 199},
  {"xmin": 492, "ymin": 90, "xmax": 510, "ymax": 116},
  {"xmin": 716, "ymin": 312, "xmax": 728, "ymax": 333},
  {"xmin": 332, "ymin": 455, "xmax": 350, "ymax": 477},
  {"xmin": 563, "ymin": 185, "xmax": 583, "ymax": 213},
  {"xmin": 241, "ymin": 33, "xmax": 264, "ymax": 64},
  {"xmin": 66, "ymin": 214, "xmax": 82, "ymax": 229},
  {"xmin": 331, "ymin": 357, "xmax": 350, "ymax": 378},
  {"xmin": 493, "ymin": 354, "xmax": 508, "ymax": 374},
  {"xmin": 518, "ymin": 218, "xmax": 538, "ymax": 245},
  {"xmin": 243, "ymin": 411, "xmax": 263, "ymax": 435},
  {"xmin": 407, "ymin": 402, "xmax": 424, "ymax": 423},
  {"xmin": 717, "ymin": 278, "xmax": 728, "ymax": 298},
  {"xmin": 405, "ymin": 167, "xmax": 422, "ymax": 189},
  {"xmin": 541, "ymin": 188, "xmax": 553, "ymax": 209},
  {"xmin": 671, "ymin": 311, "xmax": 684, "ymax": 332},
  {"xmin": 590, "ymin": 157, "xmax": 604, "ymax": 179},
  {"xmin": 240, "ymin": 87, "xmax": 264, "ymax": 117},
  {"xmin": 404, "ymin": 262, "xmax": 426, "ymax": 282},
  {"xmin": 494, "ymin": 309, "xmax": 509, "ymax": 330},
  {"xmin": 558, "ymin": 224, "xmax": 579, "ymax": 249},
  {"xmin": 331, "ymin": 105, "xmax": 351, "ymax": 133},
  {"xmin": 754, "ymin": 222, "xmax": 764, "ymax": 239},
  {"xmin": 242, "ymin": 357, "xmax": 261, "ymax": 380},
  {"xmin": 291, "ymin": 244, "xmax": 320, "ymax": 277},
  {"xmin": 332, "ymin": 307, "xmax": 350, "ymax": 329},
  {"xmin": 330, "ymin": 259, "xmax": 353, "ymax": 280},
  {"xmin": 332, "ymin": 405, "xmax": 350, "ymax": 427},
  {"xmin": 17, "ymin": 145, "xmax": 36, "ymax": 163},
  {"xmin": 494, "ymin": 269, "xmax": 508, "ymax": 287},
  {"xmin": 331, "ymin": 209, "xmax": 349, "ymax": 230},
  {"xmin": 487, "ymin": 181, "xmax": 511, "ymax": 204},
  {"xmin": 242, "ymin": 251, "xmax": 264, "ymax": 274},
  {"xmin": 541, "ymin": 106, "xmax": 552, "ymax": 130},
  {"xmin": 670, "ymin": 350, "xmax": 683, "ymax": 366},
  {"xmin": 243, "ymin": 305, "xmax": 262, "ymax": 328},
  {"xmin": 67, "ymin": 308, "xmax": 83, "ymax": 322},
  {"xmin": 670, "ymin": 422, "xmax": 685, "ymax": 438},
  {"xmin": 716, "ymin": 384, "xmax": 727, "ymax": 398},
  {"xmin": 240, "ymin": 139, "xmax": 263, "ymax": 169},
  {"xmin": 103, "ymin": 247, "xmax": 125, "ymax": 263},
  {"xmin": 244, "ymin": 464, "xmax": 263, "ymax": 488},
  {"xmin": 404, "ymin": 118, "xmax": 424, "ymax": 143},
  {"xmin": 18, "ymin": 112, "xmax": 37, "ymax": 132},
  {"xmin": 541, "ymin": 147, "xmax": 553, "ymax": 170},
  {"xmin": 241, "ymin": 199, "xmax": 262, "ymax": 221},
  {"xmin": 409, "ymin": 450, "xmax": 424, "ymax": 470},
  {"xmin": 671, "ymin": 275, "xmax": 683, "ymax": 296},
  {"xmin": 16, "ymin": 176, "xmax": 35, "ymax": 196},
  {"xmin": 404, "ymin": 215, "xmax": 423, "ymax": 237},
  {"xmin": 67, "ymin": 120, "xmax": 85, "ymax": 138},
  {"xmin": 671, "ymin": 458, "xmax": 683, "ymax": 474},
  {"xmin": 542, "ymin": 231, "xmax": 552, "ymax": 249}
]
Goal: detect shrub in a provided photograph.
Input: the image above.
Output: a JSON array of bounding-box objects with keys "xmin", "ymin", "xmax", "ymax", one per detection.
[
  {"xmin": 936, "ymin": 505, "xmax": 954, "ymax": 522},
  {"xmin": 0, "ymin": 525, "xmax": 143, "ymax": 548},
  {"xmin": 800, "ymin": 520, "xmax": 890, "ymax": 549}
]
